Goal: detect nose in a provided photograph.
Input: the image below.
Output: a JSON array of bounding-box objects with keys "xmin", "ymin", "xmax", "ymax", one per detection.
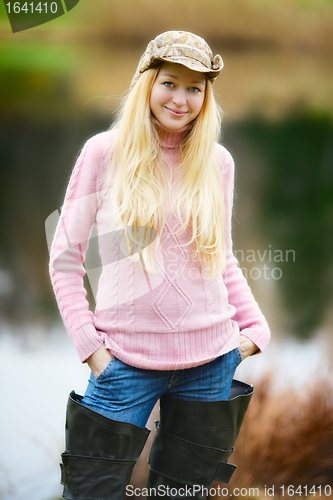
[{"xmin": 172, "ymin": 87, "xmax": 187, "ymax": 107}]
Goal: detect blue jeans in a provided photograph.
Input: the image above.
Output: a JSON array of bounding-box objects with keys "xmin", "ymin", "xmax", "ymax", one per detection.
[{"xmin": 82, "ymin": 348, "xmax": 242, "ymax": 428}]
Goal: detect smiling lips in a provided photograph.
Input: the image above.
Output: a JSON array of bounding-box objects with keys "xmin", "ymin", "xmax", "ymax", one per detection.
[{"xmin": 165, "ymin": 107, "xmax": 188, "ymax": 117}]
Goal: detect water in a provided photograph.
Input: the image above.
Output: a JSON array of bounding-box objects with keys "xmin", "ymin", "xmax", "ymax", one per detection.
[{"xmin": 0, "ymin": 322, "xmax": 331, "ymax": 500}]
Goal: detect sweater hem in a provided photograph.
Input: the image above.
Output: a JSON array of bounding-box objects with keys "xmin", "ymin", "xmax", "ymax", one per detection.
[
  {"xmin": 106, "ymin": 342, "xmax": 240, "ymax": 371},
  {"xmin": 102, "ymin": 320, "xmax": 241, "ymax": 371}
]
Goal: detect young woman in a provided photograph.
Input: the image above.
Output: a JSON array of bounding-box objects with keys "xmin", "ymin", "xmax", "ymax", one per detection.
[{"xmin": 49, "ymin": 31, "xmax": 270, "ymax": 500}]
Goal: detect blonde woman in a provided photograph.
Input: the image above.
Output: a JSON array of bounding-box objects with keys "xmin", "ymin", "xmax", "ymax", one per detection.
[{"xmin": 49, "ymin": 31, "xmax": 270, "ymax": 500}]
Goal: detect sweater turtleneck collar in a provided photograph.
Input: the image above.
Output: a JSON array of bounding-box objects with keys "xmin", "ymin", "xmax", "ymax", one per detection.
[{"xmin": 152, "ymin": 115, "xmax": 191, "ymax": 149}]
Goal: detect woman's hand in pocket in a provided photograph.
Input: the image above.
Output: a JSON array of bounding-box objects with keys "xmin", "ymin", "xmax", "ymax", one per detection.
[
  {"xmin": 86, "ymin": 344, "xmax": 113, "ymax": 379},
  {"xmin": 239, "ymin": 335, "xmax": 259, "ymax": 361}
]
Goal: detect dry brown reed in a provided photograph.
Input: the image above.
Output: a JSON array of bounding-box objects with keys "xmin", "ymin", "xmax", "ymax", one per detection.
[
  {"xmin": 130, "ymin": 374, "xmax": 333, "ymax": 498},
  {"xmin": 215, "ymin": 373, "xmax": 333, "ymax": 497}
]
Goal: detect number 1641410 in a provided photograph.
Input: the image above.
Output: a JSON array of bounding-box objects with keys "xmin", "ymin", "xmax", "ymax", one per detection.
[{"xmin": 5, "ymin": 2, "xmax": 58, "ymax": 14}]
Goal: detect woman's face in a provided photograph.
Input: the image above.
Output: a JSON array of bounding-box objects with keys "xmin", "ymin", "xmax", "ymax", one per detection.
[{"xmin": 150, "ymin": 62, "xmax": 206, "ymax": 131}]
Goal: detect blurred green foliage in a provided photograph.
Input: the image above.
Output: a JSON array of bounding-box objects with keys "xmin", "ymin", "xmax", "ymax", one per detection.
[
  {"xmin": 226, "ymin": 113, "xmax": 333, "ymax": 338},
  {"xmin": 0, "ymin": 43, "xmax": 79, "ymax": 72}
]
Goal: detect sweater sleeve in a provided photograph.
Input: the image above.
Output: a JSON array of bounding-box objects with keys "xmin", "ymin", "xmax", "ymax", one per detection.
[
  {"xmin": 49, "ymin": 132, "xmax": 111, "ymax": 362},
  {"xmin": 219, "ymin": 144, "xmax": 271, "ymax": 353}
]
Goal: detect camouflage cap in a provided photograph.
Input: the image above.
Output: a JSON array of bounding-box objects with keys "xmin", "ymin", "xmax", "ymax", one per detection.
[{"xmin": 130, "ymin": 31, "xmax": 223, "ymax": 88}]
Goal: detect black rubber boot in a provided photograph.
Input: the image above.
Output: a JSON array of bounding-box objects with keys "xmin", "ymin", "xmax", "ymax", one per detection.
[
  {"xmin": 145, "ymin": 379, "xmax": 254, "ymax": 499},
  {"xmin": 60, "ymin": 391, "xmax": 150, "ymax": 500}
]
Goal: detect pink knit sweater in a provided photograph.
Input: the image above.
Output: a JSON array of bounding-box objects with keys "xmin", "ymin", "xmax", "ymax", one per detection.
[{"xmin": 49, "ymin": 124, "xmax": 270, "ymax": 369}]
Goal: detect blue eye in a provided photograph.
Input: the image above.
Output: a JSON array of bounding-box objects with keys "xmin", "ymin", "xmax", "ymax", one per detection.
[
  {"xmin": 163, "ymin": 82, "xmax": 174, "ymax": 88},
  {"xmin": 189, "ymin": 87, "xmax": 200, "ymax": 93}
]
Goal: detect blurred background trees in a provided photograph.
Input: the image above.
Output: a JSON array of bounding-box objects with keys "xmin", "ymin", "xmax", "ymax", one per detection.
[{"xmin": 1, "ymin": 0, "xmax": 332, "ymax": 340}]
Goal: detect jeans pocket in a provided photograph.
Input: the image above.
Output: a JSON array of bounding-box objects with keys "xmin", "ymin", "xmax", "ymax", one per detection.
[
  {"xmin": 236, "ymin": 347, "xmax": 243, "ymax": 365},
  {"xmin": 95, "ymin": 356, "xmax": 115, "ymax": 382}
]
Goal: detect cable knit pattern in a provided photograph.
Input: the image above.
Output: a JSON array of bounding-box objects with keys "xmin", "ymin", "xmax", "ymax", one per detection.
[{"xmin": 49, "ymin": 126, "xmax": 270, "ymax": 368}]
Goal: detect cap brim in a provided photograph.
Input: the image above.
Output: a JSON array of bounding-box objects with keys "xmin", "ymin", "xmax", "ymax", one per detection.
[{"xmin": 152, "ymin": 55, "xmax": 221, "ymax": 79}]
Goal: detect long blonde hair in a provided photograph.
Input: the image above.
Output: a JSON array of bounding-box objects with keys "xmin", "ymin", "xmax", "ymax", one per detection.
[{"xmin": 106, "ymin": 64, "xmax": 225, "ymax": 279}]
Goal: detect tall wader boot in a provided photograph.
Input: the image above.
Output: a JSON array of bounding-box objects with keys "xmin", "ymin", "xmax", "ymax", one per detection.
[
  {"xmin": 146, "ymin": 379, "xmax": 254, "ymax": 499},
  {"xmin": 60, "ymin": 391, "xmax": 150, "ymax": 500}
]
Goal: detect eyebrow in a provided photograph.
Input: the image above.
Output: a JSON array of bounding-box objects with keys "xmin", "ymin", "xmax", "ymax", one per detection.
[{"xmin": 160, "ymin": 73, "xmax": 206, "ymax": 85}]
